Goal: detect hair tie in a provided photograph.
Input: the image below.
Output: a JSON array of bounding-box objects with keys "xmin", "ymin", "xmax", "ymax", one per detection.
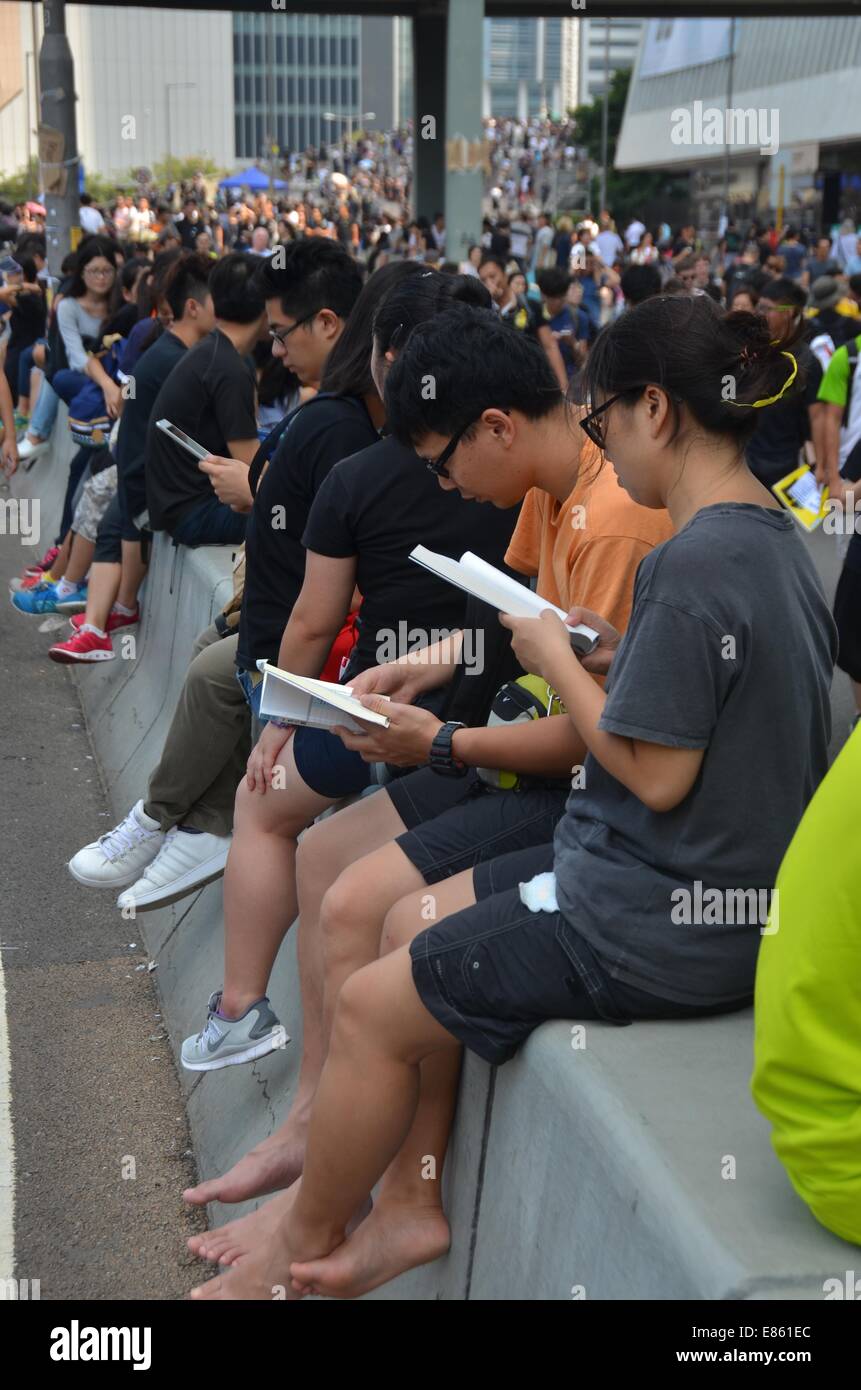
[{"xmin": 727, "ymin": 351, "xmax": 797, "ymax": 408}]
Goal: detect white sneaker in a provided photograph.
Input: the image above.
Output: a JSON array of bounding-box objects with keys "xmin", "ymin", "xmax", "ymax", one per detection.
[
  {"xmin": 17, "ymin": 434, "xmax": 49, "ymax": 463},
  {"xmin": 68, "ymin": 800, "xmax": 164, "ymax": 889},
  {"xmin": 117, "ymin": 827, "xmax": 231, "ymax": 912}
]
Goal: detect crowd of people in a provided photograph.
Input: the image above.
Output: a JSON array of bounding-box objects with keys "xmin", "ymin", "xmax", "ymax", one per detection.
[{"xmin": 2, "ymin": 190, "xmax": 860, "ymax": 1294}]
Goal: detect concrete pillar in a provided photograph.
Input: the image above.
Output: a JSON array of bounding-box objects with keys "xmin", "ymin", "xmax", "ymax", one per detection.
[
  {"xmin": 443, "ymin": 0, "xmax": 484, "ymax": 266},
  {"xmin": 412, "ymin": 12, "xmax": 446, "ymax": 225}
]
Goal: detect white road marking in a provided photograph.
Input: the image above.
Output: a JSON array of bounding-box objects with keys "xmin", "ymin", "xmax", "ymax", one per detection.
[{"xmin": 0, "ymin": 945, "xmax": 14, "ymax": 1279}]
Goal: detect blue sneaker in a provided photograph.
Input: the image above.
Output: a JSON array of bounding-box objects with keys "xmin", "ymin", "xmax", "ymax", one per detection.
[
  {"xmin": 11, "ymin": 581, "xmax": 62, "ymax": 615},
  {"xmin": 52, "ymin": 583, "xmax": 88, "ymax": 614}
]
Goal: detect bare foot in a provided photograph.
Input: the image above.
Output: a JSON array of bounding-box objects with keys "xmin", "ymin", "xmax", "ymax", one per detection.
[
  {"xmin": 188, "ymin": 1185, "xmax": 298, "ymax": 1266},
  {"xmin": 183, "ymin": 1119, "xmax": 308, "ymax": 1207},
  {"xmin": 290, "ymin": 1200, "xmax": 450, "ymax": 1299},
  {"xmin": 189, "ymin": 1188, "xmax": 373, "ymax": 1267},
  {"xmin": 191, "ymin": 1216, "xmax": 345, "ymax": 1302}
]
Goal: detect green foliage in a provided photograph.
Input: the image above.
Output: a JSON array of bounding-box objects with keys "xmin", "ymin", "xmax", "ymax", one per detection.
[
  {"xmin": 0, "ymin": 158, "xmax": 40, "ymax": 205},
  {"xmin": 150, "ymin": 155, "xmax": 228, "ymax": 187},
  {"xmin": 84, "ymin": 171, "xmax": 134, "ymax": 204}
]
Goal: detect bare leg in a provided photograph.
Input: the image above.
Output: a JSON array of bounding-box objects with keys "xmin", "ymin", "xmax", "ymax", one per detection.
[
  {"xmin": 116, "ymin": 539, "xmax": 147, "ymax": 610},
  {"xmin": 191, "ymin": 947, "xmax": 459, "ymax": 1300},
  {"xmin": 63, "ymin": 533, "xmax": 95, "ymax": 587},
  {"xmin": 83, "ymin": 560, "xmax": 121, "ymax": 631},
  {"xmin": 220, "ymin": 736, "xmax": 333, "ymax": 1020},
  {"xmin": 49, "ymin": 531, "xmax": 71, "ymax": 580},
  {"xmin": 290, "ymin": 875, "xmax": 474, "ymax": 1299},
  {"xmin": 183, "ymin": 789, "xmax": 413, "ymax": 1208}
]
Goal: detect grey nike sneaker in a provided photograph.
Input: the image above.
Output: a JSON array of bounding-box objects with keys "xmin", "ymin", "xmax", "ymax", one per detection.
[{"xmin": 181, "ymin": 991, "xmax": 289, "ymax": 1072}]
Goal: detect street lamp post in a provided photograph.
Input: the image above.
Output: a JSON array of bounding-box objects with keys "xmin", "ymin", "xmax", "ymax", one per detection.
[{"xmin": 39, "ymin": 0, "xmax": 79, "ymax": 275}]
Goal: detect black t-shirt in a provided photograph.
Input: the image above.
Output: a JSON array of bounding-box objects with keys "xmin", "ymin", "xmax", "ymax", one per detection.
[
  {"xmin": 301, "ymin": 435, "xmax": 520, "ymax": 673},
  {"xmin": 745, "ymin": 342, "xmax": 823, "ymax": 488},
  {"xmin": 145, "ymin": 329, "xmax": 257, "ymax": 532},
  {"xmin": 500, "ymin": 293, "xmax": 548, "ymax": 339},
  {"xmin": 115, "ymin": 329, "xmax": 187, "ymax": 509},
  {"xmin": 236, "ymin": 394, "xmax": 379, "ymax": 670}
]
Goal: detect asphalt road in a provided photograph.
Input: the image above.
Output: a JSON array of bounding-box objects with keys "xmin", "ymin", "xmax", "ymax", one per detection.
[{"xmin": 0, "ymin": 525, "xmax": 207, "ymax": 1301}]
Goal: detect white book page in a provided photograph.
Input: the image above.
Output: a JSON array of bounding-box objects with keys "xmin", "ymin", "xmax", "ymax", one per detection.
[
  {"xmin": 409, "ymin": 546, "xmax": 599, "ymax": 655},
  {"xmin": 258, "ymin": 664, "xmax": 389, "ymax": 732}
]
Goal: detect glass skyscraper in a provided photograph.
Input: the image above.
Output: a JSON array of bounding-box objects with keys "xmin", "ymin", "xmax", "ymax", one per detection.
[{"xmin": 233, "ymin": 12, "xmax": 361, "ymax": 160}]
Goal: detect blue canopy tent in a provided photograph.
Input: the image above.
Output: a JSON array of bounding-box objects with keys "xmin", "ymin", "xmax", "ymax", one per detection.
[{"xmin": 218, "ymin": 165, "xmax": 286, "ymax": 191}]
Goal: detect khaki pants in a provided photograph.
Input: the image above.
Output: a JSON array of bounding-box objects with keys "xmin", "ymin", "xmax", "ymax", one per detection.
[{"xmin": 144, "ymin": 624, "xmax": 251, "ymax": 837}]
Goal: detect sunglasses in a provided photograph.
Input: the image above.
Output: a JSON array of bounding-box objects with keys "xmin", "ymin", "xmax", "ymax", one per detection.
[
  {"xmin": 269, "ymin": 309, "xmax": 318, "ymax": 345},
  {"xmin": 423, "ymin": 418, "xmax": 477, "ymax": 478}
]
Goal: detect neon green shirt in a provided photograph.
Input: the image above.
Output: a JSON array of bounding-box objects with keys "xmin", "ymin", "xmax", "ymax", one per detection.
[{"xmin": 751, "ymin": 724, "xmax": 861, "ymax": 1244}]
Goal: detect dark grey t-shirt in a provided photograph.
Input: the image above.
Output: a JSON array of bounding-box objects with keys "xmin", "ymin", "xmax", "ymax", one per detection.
[{"xmin": 553, "ymin": 503, "xmax": 837, "ymax": 1006}]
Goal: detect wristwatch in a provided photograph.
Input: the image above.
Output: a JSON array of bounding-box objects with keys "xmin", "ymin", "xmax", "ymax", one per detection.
[{"xmin": 429, "ymin": 721, "xmax": 469, "ymax": 778}]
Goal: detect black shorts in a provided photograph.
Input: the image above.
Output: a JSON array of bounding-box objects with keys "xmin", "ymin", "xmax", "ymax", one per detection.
[
  {"xmin": 387, "ymin": 766, "xmax": 567, "ymax": 895},
  {"xmin": 834, "ymin": 530, "xmax": 861, "ymax": 681},
  {"xmin": 409, "ymin": 843, "xmax": 739, "ymax": 1066}
]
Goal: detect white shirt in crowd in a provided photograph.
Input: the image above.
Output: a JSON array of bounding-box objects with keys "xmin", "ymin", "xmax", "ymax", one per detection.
[
  {"xmin": 79, "ymin": 204, "xmax": 105, "ymax": 235},
  {"xmin": 624, "ymin": 219, "xmax": 646, "ymax": 248}
]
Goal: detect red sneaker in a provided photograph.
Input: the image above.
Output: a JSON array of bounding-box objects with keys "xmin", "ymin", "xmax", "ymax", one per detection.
[
  {"xmin": 48, "ymin": 628, "xmax": 115, "ymax": 664},
  {"xmin": 23, "ymin": 546, "xmax": 59, "ymax": 579},
  {"xmin": 70, "ymin": 606, "xmax": 139, "ymax": 635}
]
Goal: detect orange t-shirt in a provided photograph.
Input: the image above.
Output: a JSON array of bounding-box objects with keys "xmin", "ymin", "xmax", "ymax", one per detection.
[{"xmin": 505, "ymin": 442, "xmax": 673, "ymax": 638}]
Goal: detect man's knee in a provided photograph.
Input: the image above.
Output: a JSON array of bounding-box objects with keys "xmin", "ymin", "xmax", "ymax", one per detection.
[
  {"xmin": 332, "ymin": 964, "xmax": 383, "ymax": 1046},
  {"xmin": 380, "ymin": 896, "xmax": 417, "ymax": 957}
]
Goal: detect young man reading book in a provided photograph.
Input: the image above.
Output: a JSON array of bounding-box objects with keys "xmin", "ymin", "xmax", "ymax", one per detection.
[{"xmin": 184, "ymin": 306, "xmax": 673, "ymax": 1254}]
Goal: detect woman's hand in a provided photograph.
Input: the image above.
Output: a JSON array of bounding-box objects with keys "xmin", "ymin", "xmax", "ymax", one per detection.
[
  {"xmin": 347, "ymin": 660, "xmax": 432, "ymax": 706},
  {"xmin": 104, "ymin": 379, "xmax": 123, "ymax": 420},
  {"xmin": 498, "ymin": 609, "xmax": 576, "ymax": 683},
  {"xmin": 566, "ymin": 606, "xmax": 622, "ymax": 676},
  {"xmin": 199, "ymin": 455, "xmax": 253, "ymax": 513},
  {"xmin": 246, "ymin": 720, "xmax": 294, "ymax": 794},
  {"xmin": 334, "ymin": 698, "xmax": 442, "ymax": 767}
]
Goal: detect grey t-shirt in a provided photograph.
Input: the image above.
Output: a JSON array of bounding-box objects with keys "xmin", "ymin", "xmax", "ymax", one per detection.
[
  {"xmin": 553, "ymin": 503, "xmax": 837, "ymax": 1006},
  {"xmin": 56, "ymin": 297, "xmax": 104, "ymax": 372}
]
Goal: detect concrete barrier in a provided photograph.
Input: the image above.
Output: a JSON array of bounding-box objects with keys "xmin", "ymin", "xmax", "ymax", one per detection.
[{"xmin": 11, "ymin": 423, "xmax": 859, "ymax": 1298}]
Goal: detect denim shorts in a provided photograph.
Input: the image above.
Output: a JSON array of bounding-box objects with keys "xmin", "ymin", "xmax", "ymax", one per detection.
[
  {"xmin": 410, "ymin": 842, "xmax": 739, "ymax": 1066},
  {"xmin": 235, "ymin": 666, "xmax": 265, "ymax": 721}
]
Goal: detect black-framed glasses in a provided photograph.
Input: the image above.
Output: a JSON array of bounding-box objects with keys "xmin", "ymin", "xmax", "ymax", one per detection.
[
  {"xmin": 578, "ymin": 393, "xmax": 624, "ymax": 450},
  {"xmin": 423, "ymin": 418, "xmax": 477, "ymax": 478},
  {"xmin": 269, "ymin": 309, "xmax": 318, "ymax": 345}
]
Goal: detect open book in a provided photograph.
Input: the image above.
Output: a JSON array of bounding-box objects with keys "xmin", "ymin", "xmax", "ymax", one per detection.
[
  {"xmin": 256, "ymin": 662, "xmax": 390, "ymax": 733},
  {"xmin": 409, "ymin": 546, "xmax": 600, "ymax": 656}
]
